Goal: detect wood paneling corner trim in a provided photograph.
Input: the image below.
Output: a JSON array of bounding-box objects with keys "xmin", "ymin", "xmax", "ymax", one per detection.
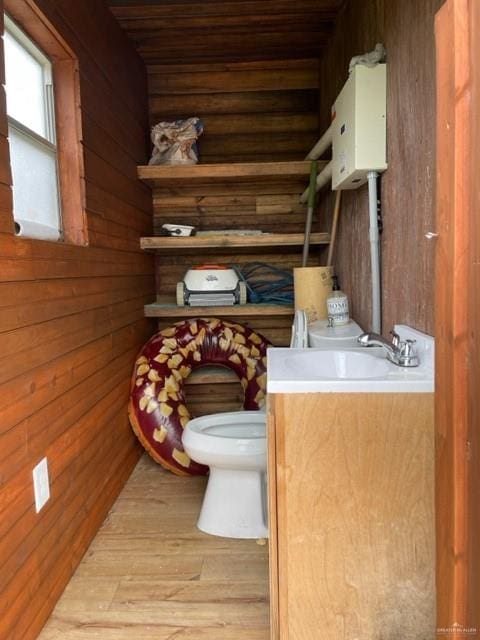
[{"xmin": 435, "ymin": 0, "xmax": 480, "ymax": 633}]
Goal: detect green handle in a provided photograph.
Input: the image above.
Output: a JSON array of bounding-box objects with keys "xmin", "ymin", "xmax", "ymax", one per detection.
[{"xmin": 307, "ymin": 160, "xmax": 318, "ymax": 210}]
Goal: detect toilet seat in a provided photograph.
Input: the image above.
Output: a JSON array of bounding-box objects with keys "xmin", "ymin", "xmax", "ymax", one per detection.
[
  {"xmin": 185, "ymin": 411, "xmax": 265, "ymax": 439},
  {"xmin": 182, "ymin": 411, "xmax": 266, "ymax": 470}
]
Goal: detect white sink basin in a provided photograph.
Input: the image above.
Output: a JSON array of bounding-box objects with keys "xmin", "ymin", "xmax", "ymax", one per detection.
[
  {"xmin": 267, "ymin": 325, "xmax": 434, "ymax": 394},
  {"xmin": 284, "ymin": 349, "xmax": 391, "ymax": 380}
]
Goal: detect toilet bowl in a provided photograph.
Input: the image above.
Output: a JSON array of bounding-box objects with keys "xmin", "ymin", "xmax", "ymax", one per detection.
[
  {"xmin": 182, "ymin": 311, "xmax": 364, "ymax": 539},
  {"xmin": 182, "ymin": 411, "xmax": 267, "ymax": 539}
]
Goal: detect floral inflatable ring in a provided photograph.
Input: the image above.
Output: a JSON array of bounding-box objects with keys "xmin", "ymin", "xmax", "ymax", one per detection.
[{"xmin": 128, "ymin": 318, "xmax": 271, "ymax": 476}]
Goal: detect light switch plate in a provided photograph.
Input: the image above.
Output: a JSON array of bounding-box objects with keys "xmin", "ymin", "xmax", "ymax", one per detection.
[{"xmin": 32, "ymin": 457, "xmax": 50, "ymax": 513}]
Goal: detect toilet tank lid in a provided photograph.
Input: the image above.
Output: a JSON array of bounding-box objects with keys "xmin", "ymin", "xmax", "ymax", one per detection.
[{"xmin": 308, "ymin": 318, "xmax": 363, "ymax": 341}]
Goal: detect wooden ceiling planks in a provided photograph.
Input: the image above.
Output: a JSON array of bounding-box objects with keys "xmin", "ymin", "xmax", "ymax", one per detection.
[{"xmin": 108, "ymin": 0, "xmax": 345, "ymax": 64}]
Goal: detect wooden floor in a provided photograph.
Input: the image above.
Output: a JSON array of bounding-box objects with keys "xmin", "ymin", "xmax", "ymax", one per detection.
[{"xmin": 38, "ymin": 455, "xmax": 270, "ymax": 640}]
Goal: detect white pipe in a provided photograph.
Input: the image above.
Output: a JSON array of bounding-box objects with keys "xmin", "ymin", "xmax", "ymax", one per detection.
[
  {"xmin": 305, "ymin": 124, "xmax": 333, "ymax": 160},
  {"xmin": 300, "ymin": 161, "xmax": 332, "ymax": 203},
  {"xmin": 367, "ymin": 171, "xmax": 381, "ymax": 333}
]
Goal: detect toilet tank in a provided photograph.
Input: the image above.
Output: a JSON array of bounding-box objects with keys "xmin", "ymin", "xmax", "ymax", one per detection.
[{"xmin": 308, "ymin": 318, "xmax": 363, "ymax": 349}]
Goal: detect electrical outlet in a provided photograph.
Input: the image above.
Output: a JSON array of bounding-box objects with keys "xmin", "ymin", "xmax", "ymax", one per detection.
[{"xmin": 32, "ymin": 457, "xmax": 50, "ymax": 513}]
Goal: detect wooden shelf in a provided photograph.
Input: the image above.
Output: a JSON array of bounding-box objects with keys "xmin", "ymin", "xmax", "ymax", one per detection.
[
  {"xmin": 141, "ymin": 160, "xmax": 327, "ymax": 354},
  {"xmin": 145, "ymin": 300, "xmax": 294, "ymax": 318},
  {"xmin": 137, "ymin": 161, "xmax": 327, "ymax": 187},
  {"xmin": 141, "ymin": 232, "xmax": 330, "ymax": 250}
]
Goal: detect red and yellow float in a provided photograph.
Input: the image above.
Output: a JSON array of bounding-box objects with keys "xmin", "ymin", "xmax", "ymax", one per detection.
[{"xmin": 129, "ymin": 318, "xmax": 270, "ymax": 476}]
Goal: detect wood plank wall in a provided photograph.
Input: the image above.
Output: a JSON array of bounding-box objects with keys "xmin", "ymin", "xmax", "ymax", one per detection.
[
  {"xmin": 0, "ymin": 2, "xmax": 155, "ymax": 638},
  {"xmin": 148, "ymin": 59, "xmax": 320, "ymax": 163},
  {"xmin": 318, "ymin": 0, "xmax": 444, "ymax": 335},
  {"xmin": 148, "ymin": 59, "xmax": 324, "ymax": 350}
]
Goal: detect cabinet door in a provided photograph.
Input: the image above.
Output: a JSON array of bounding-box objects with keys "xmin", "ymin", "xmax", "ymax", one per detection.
[{"xmin": 269, "ymin": 392, "xmax": 434, "ymax": 640}]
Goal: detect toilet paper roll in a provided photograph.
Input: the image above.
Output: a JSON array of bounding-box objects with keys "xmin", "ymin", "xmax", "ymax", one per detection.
[
  {"xmin": 14, "ymin": 219, "xmax": 61, "ymax": 241},
  {"xmin": 294, "ymin": 266, "xmax": 333, "ymax": 323}
]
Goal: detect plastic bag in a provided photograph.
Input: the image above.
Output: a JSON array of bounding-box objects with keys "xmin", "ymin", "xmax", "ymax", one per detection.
[{"xmin": 149, "ymin": 117, "xmax": 204, "ymax": 165}]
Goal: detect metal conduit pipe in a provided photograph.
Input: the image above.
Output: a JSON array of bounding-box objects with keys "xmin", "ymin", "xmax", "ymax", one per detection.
[{"xmin": 367, "ymin": 171, "xmax": 381, "ymax": 333}]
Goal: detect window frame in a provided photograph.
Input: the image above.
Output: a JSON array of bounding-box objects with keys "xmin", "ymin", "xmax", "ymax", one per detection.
[
  {"xmin": 5, "ymin": 14, "xmax": 62, "ymax": 237},
  {"xmin": 5, "ymin": 14, "xmax": 56, "ymax": 144},
  {"xmin": 3, "ymin": 0, "xmax": 87, "ymax": 246}
]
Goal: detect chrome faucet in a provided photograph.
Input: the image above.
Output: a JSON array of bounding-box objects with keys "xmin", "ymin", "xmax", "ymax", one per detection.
[{"xmin": 357, "ymin": 330, "xmax": 419, "ymax": 367}]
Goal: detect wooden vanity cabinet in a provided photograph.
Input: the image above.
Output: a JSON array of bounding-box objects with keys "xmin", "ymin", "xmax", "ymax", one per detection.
[{"xmin": 267, "ymin": 392, "xmax": 435, "ymax": 640}]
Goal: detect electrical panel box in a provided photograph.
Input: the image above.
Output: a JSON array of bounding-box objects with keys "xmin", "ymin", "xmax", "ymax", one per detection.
[{"xmin": 331, "ymin": 64, "xmax": 387, "ymax": 190}]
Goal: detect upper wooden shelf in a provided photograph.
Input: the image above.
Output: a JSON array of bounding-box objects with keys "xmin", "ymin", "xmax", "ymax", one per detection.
[
  {"xmin": 137, "ymin": 161, "xmax": 327, "ymax": 186},
  {"xmin": 141, "ymin": 232, "xmax": 330, "ymax": 250}
]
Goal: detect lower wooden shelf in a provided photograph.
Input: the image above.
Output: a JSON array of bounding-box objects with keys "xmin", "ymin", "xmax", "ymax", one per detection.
[{"xmin": 144, "ymin": 300, "xmax": 294, "ymax": 318}]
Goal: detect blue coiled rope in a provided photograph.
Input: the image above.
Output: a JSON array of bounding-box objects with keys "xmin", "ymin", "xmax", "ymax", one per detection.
[{"xmin": 234, "ymin": 262, "xmax": 294, "ymax": 305}]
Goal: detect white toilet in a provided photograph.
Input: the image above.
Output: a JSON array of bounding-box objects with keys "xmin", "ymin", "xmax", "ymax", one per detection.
[
  {"xmin": 182, "ymin": 312, "xmax": 363, "ymax": 539},
  {"xmin": 182, "ymin": 411, "xmax": 267, "ymax": 539}
]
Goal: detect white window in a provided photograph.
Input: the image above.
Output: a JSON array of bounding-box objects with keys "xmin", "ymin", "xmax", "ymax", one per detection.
[{"xmin": 4, "ymin": 14, "xmax": 61, "ymax": 240}]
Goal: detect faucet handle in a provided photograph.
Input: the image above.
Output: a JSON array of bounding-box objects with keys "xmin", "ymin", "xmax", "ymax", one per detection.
[
  {"xmin": 400, "ymin": 338, "xmax": 416, "ymax": 355},
  {"xmin": 398, "ymin": 339, "xmax": 419, "ymax": 366},
  {"xmin": 389, "ymin": 329, "xmax": 401, "ymax": 347}
]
